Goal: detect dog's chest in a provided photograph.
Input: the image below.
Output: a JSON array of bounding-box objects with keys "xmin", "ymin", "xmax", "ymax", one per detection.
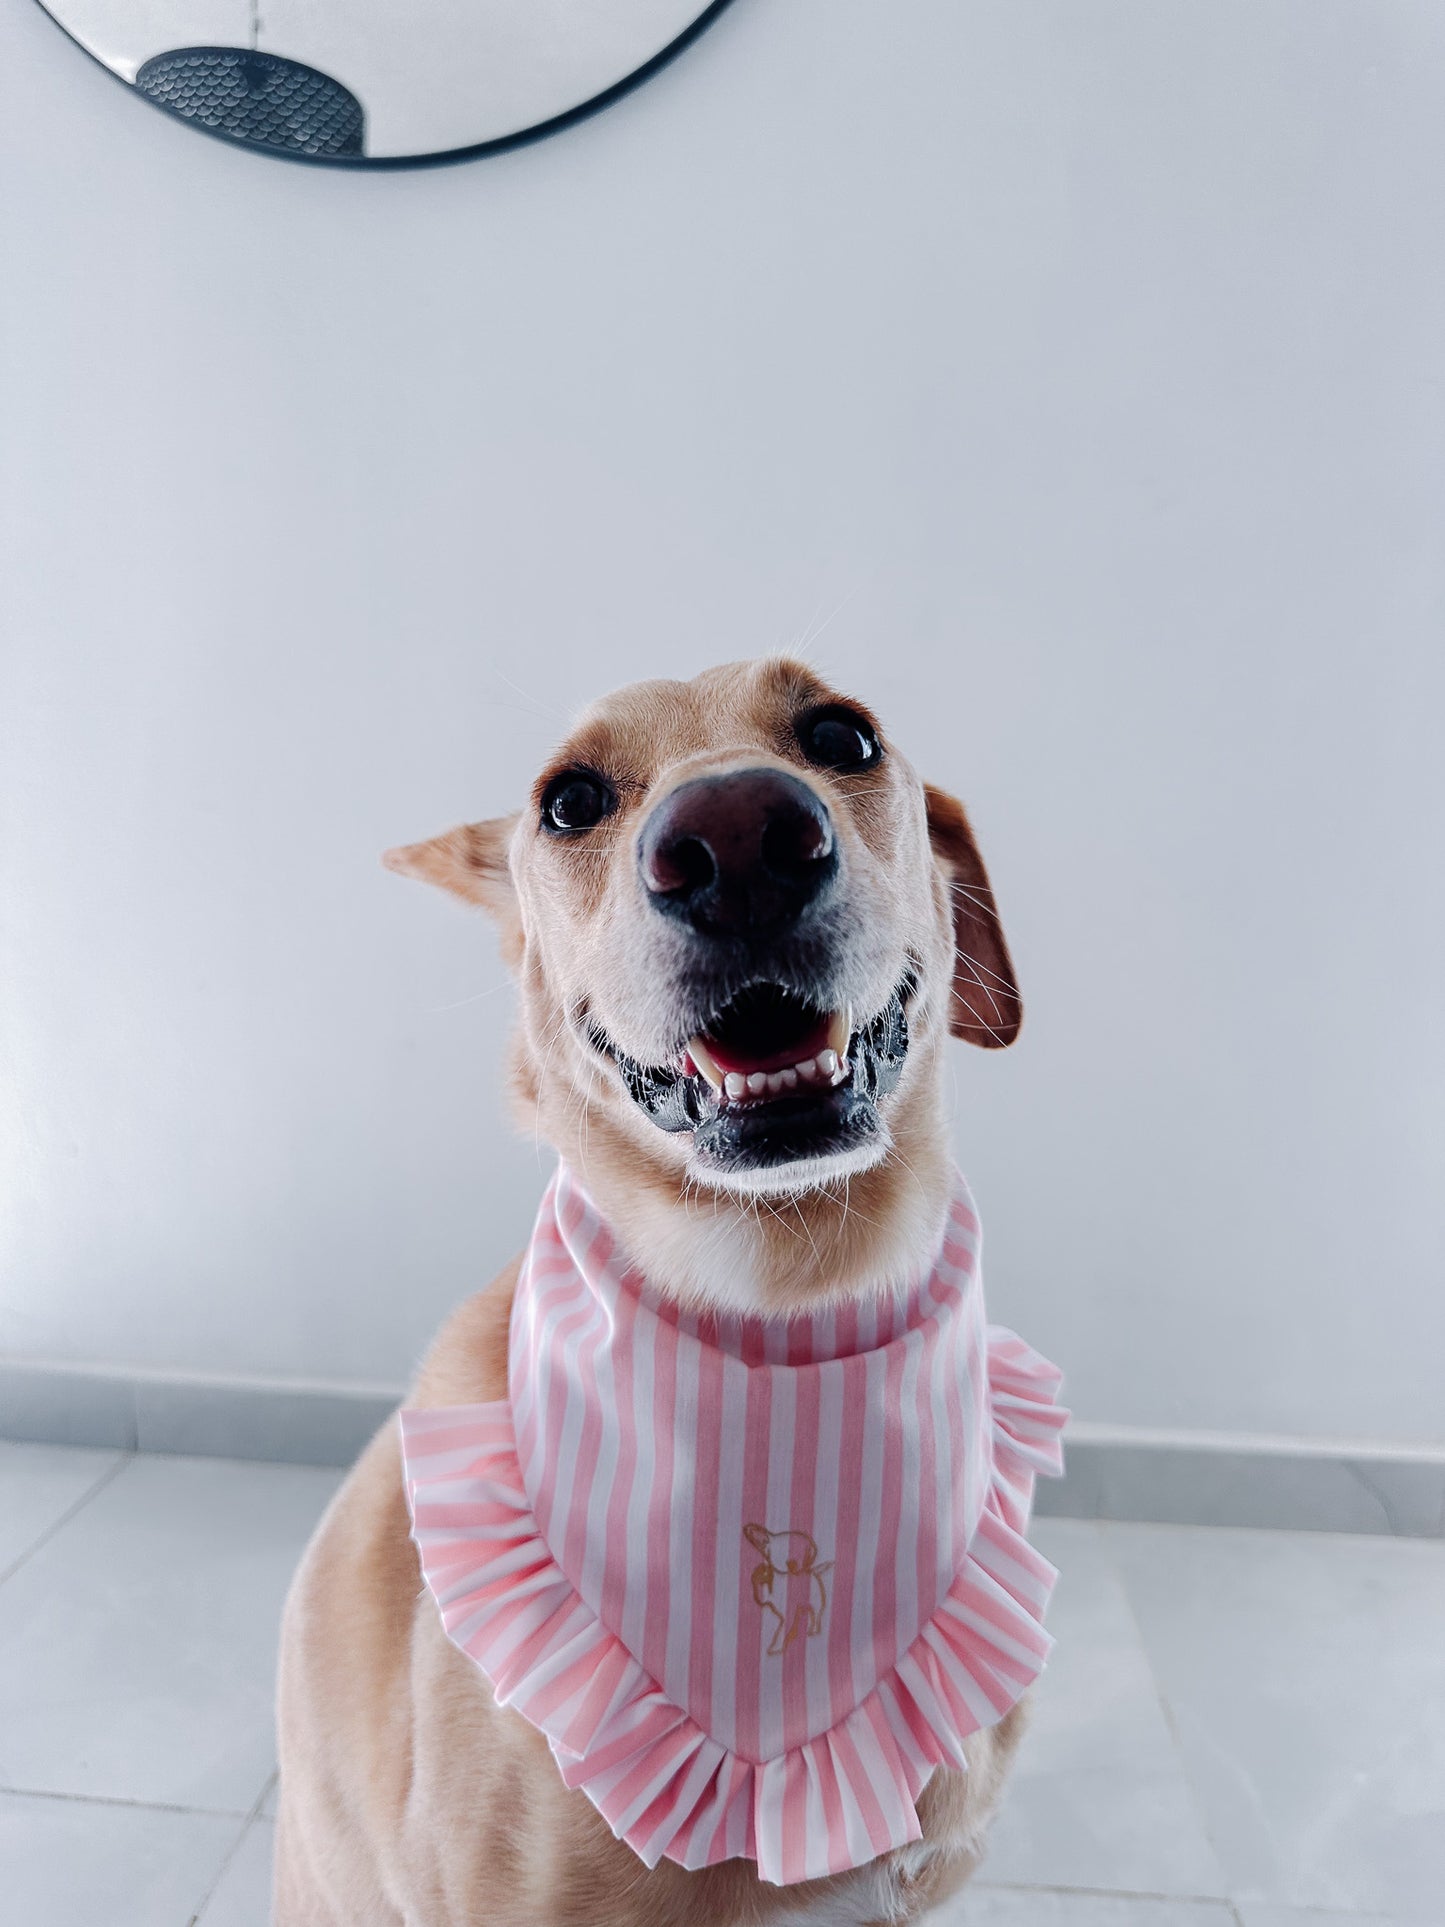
[{"xmin": 763, "ymin": 1843, "xmax": 937, "ymax": 1926}]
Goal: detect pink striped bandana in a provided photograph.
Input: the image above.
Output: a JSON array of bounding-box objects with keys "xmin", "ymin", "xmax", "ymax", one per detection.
[{"xmin": 401, "ymin": 1165, "xmax": 1066, "ymax": 1886}]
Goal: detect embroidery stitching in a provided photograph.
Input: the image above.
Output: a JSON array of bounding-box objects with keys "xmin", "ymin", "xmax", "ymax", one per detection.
[{"xmin": 743, "ymin": 1524, "xmax": 834, "ymax": 1656}]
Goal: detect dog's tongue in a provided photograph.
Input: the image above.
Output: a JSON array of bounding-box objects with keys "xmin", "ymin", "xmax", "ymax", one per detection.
[
  {"xmin": 701, "ymin": 1012, "xmax": 832, "ymax": 1076},
  {"xmin": 685, "ymin": 1005, "xmax": 853, "ymax": 1099}
]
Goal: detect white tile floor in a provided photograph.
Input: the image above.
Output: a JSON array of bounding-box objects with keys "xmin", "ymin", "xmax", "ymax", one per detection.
[{"xmin": 0, "ymin": 1443, "xmax": 1439, "ymax": 1926}]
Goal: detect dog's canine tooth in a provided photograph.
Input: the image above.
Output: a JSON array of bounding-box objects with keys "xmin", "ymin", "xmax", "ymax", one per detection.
[
  {"xmin": 687, "ymin": 1037, "xmax": 725, "ymax": 1093},
  {"xmin": 723, "ymin": 1071, "xmax": 748, "ymax": 1100},
  {"xmin": 816, "ymin": 1047, "xmax": 839, "ymax": 1080},
  {"xmin": 825, "ymin": 1005, "xmax": 853, "ymax": 1059}
]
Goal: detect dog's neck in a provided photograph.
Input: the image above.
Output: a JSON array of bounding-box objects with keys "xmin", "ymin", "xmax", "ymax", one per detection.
[{"xmin": 547, "ymin": 1070, "xmax": 955, "ymax": 1318}]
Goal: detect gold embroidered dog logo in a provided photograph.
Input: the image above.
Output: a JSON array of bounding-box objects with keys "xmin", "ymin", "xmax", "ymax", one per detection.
[{"xmin": 743, "ymin": 1524, "xmax": 833, "ymax": 1657}]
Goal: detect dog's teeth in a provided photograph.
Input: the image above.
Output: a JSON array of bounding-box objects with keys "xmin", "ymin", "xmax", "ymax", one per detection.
[
  {"xmin": 688, "ymin": 1038, "xmax": 725, "ymax": 1093},
  {"xmin": 826, "ymin": 1006, "xmax": 853, "ymax": 1058},
  {"xmin": 686, "ymin": 1008, "xmax": 856, "ymax": 1109}
]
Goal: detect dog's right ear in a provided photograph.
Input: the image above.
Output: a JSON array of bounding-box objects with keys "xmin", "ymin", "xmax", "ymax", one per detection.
[
  {"xmin": 383, "ymin": 816, "xmax": 520, "ymax": 927},
  {"xmin": 924, "ymin": 784, "xmax": 1022, "ymax": 1048}
]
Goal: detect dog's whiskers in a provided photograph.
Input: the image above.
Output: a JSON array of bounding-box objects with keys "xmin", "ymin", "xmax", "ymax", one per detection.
[{"xmin": 422, "ymin": 977, "xmax": 515, "ymax": 1016}]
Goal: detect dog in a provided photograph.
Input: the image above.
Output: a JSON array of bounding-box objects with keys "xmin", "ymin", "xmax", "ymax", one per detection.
[{"xmin": 274, "ymin": 656, "xmax": 1050, "ymax": 1927}]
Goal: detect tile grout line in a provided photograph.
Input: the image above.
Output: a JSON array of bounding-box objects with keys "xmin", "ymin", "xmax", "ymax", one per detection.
[
  {"xmin": 1098, "ymin": 1518, "xmax": 1246, "ymax": 1918},
  {"xmin": 972, "ymin": 1882, "xmax": 1405, "ymax": 1923},
  {"xmin": 971, "ymin": 1877, "xmax": 1242, "ymax": 1906},
  {"xmin": 0, "ymin": 1782, "xmax": 254, "ymax": 1820},
  {"xmin": 0, "ymin": 1449, "xmax": 134, "ymax": 1589},
  {"xmin": 185, "ymin": 1769, "xmax": 277, "ymax": 1927}
]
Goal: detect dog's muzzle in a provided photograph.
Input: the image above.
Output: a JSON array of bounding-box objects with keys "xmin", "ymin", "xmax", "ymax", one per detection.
[{"xmin": 581, "ymin": 768, "xmax": 914, "ymax": 1180}]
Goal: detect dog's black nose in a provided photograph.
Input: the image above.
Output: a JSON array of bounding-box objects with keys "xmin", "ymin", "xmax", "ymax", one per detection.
[{"xmin": 639, "ymin": 768, "xmax": 838, "ymax": 936}]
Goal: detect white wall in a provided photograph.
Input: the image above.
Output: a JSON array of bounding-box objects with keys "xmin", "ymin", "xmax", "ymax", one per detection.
[{"xmin": 3, "ymin": 0, "xmax": 1443, "ymax": 1445}]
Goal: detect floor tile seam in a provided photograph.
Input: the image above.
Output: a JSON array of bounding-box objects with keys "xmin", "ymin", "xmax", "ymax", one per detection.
[
  {"xmin": 1096, "ymin": 1518, "xmax": 1240, "ymax": 1904},
  {"xmin": 972, "ymin": 1879, "xmax": 1239, "ymax": 1905},
  {"xmin": 186, "ymin": 1769, "xmax": 277, "ymax": 1925},
  {"xmin": 0, "ymin": 1780, "xmax": 253, "ymax": 1819},
  {"xmin": 0, "ymin": 1449, "xmax": 133, "ymax": 1589},
  {"xmin": 1097, "ymin": 1534, "xmax": 1442, "ymax": 1924}
]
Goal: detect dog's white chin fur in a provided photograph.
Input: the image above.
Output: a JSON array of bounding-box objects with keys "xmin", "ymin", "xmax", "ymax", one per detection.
[
  {"xmin": 633, "ymin": 1138, "xmax": 948, "ymax": 1316},
  {"xmin": 687, "ymin": 1128, "xmax": 891, "ymax": 1202}
]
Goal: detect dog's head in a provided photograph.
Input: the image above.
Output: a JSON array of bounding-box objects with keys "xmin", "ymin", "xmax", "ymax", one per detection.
[
  {"xmin": 389, "ymin": 658, "xmax": 1018, "ymax": 1304},
  {"xmin": 742, "ymin": 1524, "xmax": 827, "ymax": 1575}
]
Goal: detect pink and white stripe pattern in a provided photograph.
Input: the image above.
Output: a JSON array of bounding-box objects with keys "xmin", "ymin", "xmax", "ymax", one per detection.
[{"xmin": 401, "ymin": 1166, "xmax": 1067, "ymax": 1886}]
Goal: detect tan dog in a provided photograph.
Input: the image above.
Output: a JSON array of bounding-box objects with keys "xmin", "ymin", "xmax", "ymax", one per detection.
[{"xmin": 275, "ymin": 658, "xmax": 1029, "ymax": 1926}]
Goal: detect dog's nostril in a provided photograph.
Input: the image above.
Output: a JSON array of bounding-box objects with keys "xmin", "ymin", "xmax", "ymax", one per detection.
[
  {"xmin": 646, "ymin": 832, "xmax": 716, "ymax": 898},
  {"xmin": 760, "ymin": 805, "xmax": 832, "ymax": 880}
]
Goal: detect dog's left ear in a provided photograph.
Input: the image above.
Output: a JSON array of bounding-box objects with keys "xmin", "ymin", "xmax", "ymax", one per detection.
[
  {"xmin": 383, "ymin": 815, "xmax": 520, "ymax": 927},
  {"xmin": 924, "ymin": 784, "xmax": 1022, "ymax": 1048}
]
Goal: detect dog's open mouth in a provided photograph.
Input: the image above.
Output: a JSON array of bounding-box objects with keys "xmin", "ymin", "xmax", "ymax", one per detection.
[
  {"xmin": 590, "ymin": 974, "xmax": 914, "ymax": 1180},
  {"xmin": 685, "ymin": 985, "xmax": 852, "ymax": 1104}
]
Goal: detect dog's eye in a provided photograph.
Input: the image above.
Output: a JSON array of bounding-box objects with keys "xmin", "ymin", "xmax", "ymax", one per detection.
[
  {"xmin": 796, "ymin": 705, "xmax": 883, "ymax": 772},
  {"xmin": 541, "ymin": 769, "xmax": 616, "ymax": 834}
]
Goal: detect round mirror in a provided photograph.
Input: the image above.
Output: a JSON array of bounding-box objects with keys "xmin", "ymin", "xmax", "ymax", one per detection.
[{"xmin": 37, "ymin": 0, "xmax": 729, "ymax": 164}]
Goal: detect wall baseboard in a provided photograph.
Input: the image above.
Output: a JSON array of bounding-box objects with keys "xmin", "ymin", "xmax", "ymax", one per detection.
[
  {"xmin": 1035, "ymin": 1419, "xmax": 1445, "ymax": 1539},
  {"xmin": 3, "ymin": 1357, "xmax": 1442, "ymax": 1537},
  {"xmin": 0, "ymin": 1357, "xmax": 399, "ymax": 1470}
]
